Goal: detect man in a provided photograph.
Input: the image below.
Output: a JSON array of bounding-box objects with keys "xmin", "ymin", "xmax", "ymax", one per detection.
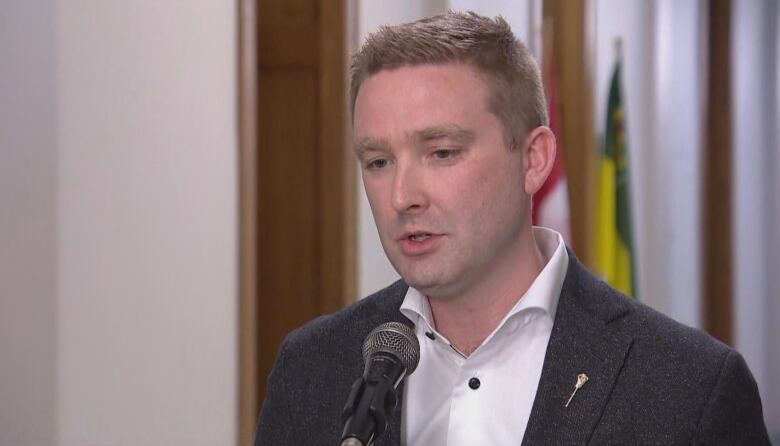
[{"xmin": 256, "ymin": 12, "xmax": 770, "ymax": 445}]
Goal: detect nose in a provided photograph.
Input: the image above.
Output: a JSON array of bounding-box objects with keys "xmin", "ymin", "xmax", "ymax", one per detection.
[{"xmin": 391, "ymin": 160, "xmax": 428, "ymax": 214}]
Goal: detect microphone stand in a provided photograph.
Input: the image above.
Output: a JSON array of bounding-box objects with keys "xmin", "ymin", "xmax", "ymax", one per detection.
[{"xmin": 340, "ymin": 356, "xmax": 403, "ymax": 446}]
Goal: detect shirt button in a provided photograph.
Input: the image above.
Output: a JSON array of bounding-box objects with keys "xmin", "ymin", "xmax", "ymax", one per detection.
[
  {"xmin": 468, "ymin": 377, "xmax": 481, "ymax": 390},
  {"xmin": 425, "ymin": 331, "xmax": 436, "ymax": 340}
]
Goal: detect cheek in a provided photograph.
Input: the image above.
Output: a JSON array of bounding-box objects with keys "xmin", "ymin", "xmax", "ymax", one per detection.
[
  {"xmin": 442, "ymin": 165, "xmax": 503, "ymax": 225},
  {"xmin": 363, "ymin": 179, "xmax": 393, "ymax": 227},
  {"xmin": 468, "ymin": 162, "xmax": 524, "ymax": 222}
]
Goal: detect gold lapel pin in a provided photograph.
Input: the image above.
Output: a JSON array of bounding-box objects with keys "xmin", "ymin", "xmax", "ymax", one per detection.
[{"xmin": 565, "ymin": 373, "xmax": 589, "ymax": 407}]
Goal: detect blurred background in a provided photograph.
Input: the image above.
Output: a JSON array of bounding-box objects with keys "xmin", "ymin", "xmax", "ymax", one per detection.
[{"xmin": 1, "ymin": 0, "xmax": 777, "ymax": 445}]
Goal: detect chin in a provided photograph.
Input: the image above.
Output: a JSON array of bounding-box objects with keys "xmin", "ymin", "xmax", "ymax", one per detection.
[
  {"xmin": 400, "ymin": 271, "xmax": 456, "ymax": 298},
  {"xmin": 389, "ymin": 255, "xmax": 455, "ymax": 295},
  {"xmin": 398, "ymin": 268, "xmax": 440, "ymax": 291}
]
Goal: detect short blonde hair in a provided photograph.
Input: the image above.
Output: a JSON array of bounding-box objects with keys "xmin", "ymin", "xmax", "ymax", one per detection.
[{"xmin": 350, "ymin": 11, "xmax": 548, "ymax": 147}]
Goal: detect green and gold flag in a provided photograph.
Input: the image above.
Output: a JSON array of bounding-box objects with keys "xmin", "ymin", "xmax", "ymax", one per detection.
[{"xmin": 596, "ymin": 60, "xmax": 636, "ymax": 297}]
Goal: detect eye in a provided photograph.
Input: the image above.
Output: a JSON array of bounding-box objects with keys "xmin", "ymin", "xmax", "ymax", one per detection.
[
  {"xmin": 432, "ymin": 148, "xmax": 459, "ymax": 160},
  {"xmin": 366, "ymin": 158, "xmax": 389, "ymax": 170}
]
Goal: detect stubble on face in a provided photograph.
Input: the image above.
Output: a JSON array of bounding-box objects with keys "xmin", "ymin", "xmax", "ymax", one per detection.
[{"xmin": 354, "ymin": 63, "xmax": 531, "ymax": 301}]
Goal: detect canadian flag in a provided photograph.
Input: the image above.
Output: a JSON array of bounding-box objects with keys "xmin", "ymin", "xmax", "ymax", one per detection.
[{"xmin": 532, "ymin": 55, "xmax": 572, "ymax": 245}]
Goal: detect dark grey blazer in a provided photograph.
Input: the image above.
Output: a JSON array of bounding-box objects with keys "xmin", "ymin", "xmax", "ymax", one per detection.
[{"xmin": 256, "ymin": 252, "xmax": 770, "ymax": 445}]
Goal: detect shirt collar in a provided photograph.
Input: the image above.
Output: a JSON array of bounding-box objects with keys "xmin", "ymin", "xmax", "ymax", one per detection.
[
  {"xmin": 505, "ymin": 226, "xmax": 568, "ymax": 323},
  {"xmin": 400, "ymin": 287, "xmax": 434, "ymax": 332},
  {"xmin": 400, "ymin": 227, "xmax": 569, "ymax": 335}
]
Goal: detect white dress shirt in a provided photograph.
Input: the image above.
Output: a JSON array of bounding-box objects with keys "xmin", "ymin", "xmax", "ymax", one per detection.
[{"xmin": 399, "ymin": 227, "xmax": 569, "ymax": 446}]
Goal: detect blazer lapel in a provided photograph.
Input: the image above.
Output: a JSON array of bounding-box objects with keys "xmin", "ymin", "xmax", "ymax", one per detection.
[{"xmin": 522, "ymin": 254, "xmax": 633, "ymax": 445}]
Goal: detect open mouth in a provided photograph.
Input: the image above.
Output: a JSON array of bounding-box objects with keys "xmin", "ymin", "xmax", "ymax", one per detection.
[
  {"xmin": 399, "ymin": 231, "xmax": 441, "ymax": 256},
  {"xmin": 408, "ymin": 232, "xmax": 432, "ymax": 242}
]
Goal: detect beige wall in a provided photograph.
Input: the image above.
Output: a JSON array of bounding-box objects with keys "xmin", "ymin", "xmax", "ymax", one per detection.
[
  {"xmin": 0, "ymin": 1, "xmax": 59, "ymax": 443},
  {"xmin": 1, "ymin": 1, "xmax": 238, "ymax": 444}
]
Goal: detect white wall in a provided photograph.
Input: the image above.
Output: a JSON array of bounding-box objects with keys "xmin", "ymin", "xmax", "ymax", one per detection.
[
  {"xmin": 733, "ymin": 0, "xmax": 780, "ymax": 437},
  {"xmin": 1, "ymin": 1, "xmax": 238, "ymax": 445},
  {"xmin": 593, "ymin": 0, "xmax": 706, "ymax": 327},
  {"xmin": 0, "ymin": 1, "xmax": 59, "ymax": 444},
  {"xmin": 449, "ymin": 0, "xmax": 536, "ymax": 51},
  {"xmin": 653, "ymin": 0, "xmax": 706, "ymax": 328},
  {"xmin": 592, "ymin": 0, "xmax": 658, "ymax": 312}
]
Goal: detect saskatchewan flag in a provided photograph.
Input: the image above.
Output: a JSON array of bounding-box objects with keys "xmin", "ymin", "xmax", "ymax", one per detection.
[{"xmin": 596, "ymin": 60, "xmax": 636, "ymax": 297}]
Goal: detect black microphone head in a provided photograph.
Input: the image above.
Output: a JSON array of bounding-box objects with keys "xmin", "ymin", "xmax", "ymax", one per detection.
[
  {"xmin": 362, "ymin": 322, "xmax": 420, "ymax": 375},
  {"xmin": 342, "ymin": 322, "xmax": 420, "ymax": 443}
]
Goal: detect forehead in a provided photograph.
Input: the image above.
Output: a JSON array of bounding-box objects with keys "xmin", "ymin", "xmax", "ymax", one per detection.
[{"xmin": 353, "ymin": 63, "xmax": 494, "ymax": 137}]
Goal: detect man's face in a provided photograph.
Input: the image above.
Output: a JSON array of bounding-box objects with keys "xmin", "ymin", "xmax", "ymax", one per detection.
[{"xmin": 353, "ymin": 63, "xmax": 530, "ymax": 299}]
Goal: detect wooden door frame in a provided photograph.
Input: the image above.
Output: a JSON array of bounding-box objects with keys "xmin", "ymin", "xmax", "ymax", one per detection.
[
  {"xmin": 238, "ymin": 1, "xmax": 259, "ymax": 444},
  {"xmin": 237, "ymin": 1, "xmax": 355, "ymax": 445},
  {"xmin": 543, "ymin": 0, "xmax": 598, "ymax": 264},
  {"xmin": 702, "ymin": 0, "xmax": 733, "ymax": 345}
]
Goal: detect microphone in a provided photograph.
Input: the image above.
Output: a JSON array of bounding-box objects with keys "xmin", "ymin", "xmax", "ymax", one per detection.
[{"xmin": 340, "ymin": 322, "xmax": 420, "ymax": 446}]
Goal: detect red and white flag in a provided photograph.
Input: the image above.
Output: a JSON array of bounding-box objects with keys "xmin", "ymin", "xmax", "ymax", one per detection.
[{"xmin": 532, "ymin": 55, "xmax": 572, "ymax": 245}]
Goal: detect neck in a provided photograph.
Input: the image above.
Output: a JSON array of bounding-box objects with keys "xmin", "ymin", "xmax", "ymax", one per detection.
[{"xmin": 428, "ymin": 227, "xmax": 545, "ymax": 356}]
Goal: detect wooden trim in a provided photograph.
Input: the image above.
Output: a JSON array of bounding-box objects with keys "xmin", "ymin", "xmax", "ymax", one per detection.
[
  {"xmin": 543, "ymin": 0, "xmax": 598, "ymax": 265},
  {"xmin": 242, "ymin": 2, "xmax": 355, "ymax": 444},
  {"xmin": 702, "ymin": 0, "xmax": 732, "ymax": 345},
  {"xmin": 317, "ymin": 0, "xmax": 357, "ymax": 310},
  {"xmin": 237, "ymin": 0, "xmax": 259, "ymax": 444}
]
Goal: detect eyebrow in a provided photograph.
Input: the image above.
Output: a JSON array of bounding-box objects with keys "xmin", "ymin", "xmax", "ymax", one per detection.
[
  {"xmin": 354, "ymin": 136, "xmax": 390, "ymax": 158},
  {"xmin": 413, "ymin": 125, "xmax": 476, "ymax": 145},
  {"xmin": 354, "ymin": 124, "xmax": 476, "ymax": 157}
]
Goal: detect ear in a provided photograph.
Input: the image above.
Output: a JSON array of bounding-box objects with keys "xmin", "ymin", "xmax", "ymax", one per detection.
[{"xmin": 522, "ymin": 126, "xmax": 556, "ymax": 195}]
